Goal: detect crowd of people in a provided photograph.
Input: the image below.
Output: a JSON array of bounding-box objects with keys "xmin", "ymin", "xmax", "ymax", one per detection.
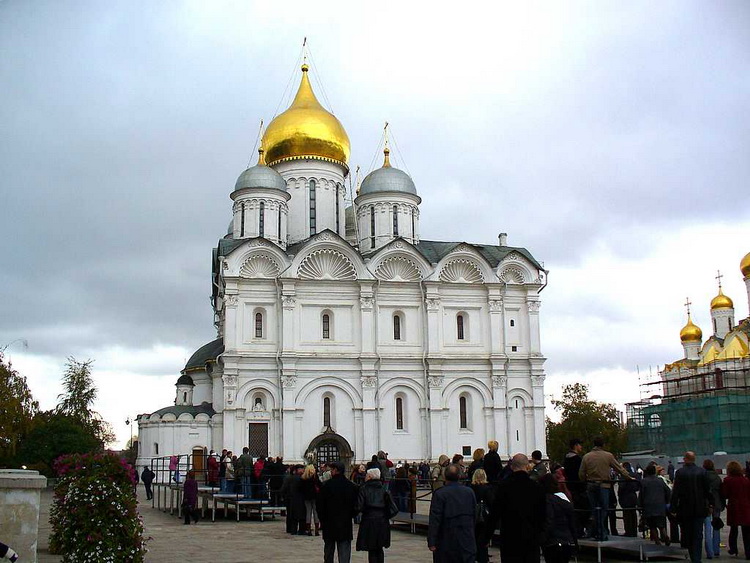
[{"xmin": 138, "ymin": 440, "xmax": 750, "ymax": 563}]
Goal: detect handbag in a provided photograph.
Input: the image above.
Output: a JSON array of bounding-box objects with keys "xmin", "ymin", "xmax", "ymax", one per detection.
[
  {"xmin": 476, "ymin": 500, "xmax": 489, "ymax": 524},
  {"xmin": 385, "ymin": 492, "xmax": 400, "ymax": 519},
  {"xmin": 712, "ymin": 516, "xmax": 724, "ymax": 530}
]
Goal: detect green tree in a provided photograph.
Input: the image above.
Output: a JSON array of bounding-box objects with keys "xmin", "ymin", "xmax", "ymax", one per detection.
[
  {"xmin": 16, "ymin": 411, "xmax": 102, "ymax": 476},
  {"xmin": 0, "ymin": 351, "xmax": 39, "ymax": 465},
  {"xmin": 56, "ymin": 357, "xmax": 115, "ymax": 446},
  {"xmin": 546, "ymin": 383, "xmax": 628, "ymax": 464}
]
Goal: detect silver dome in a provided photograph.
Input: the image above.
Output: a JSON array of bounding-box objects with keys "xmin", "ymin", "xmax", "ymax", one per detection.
[
  {"xmin": 234, "ymin": 164, "xmax": 287, "ymax": 192},
  {"xmin": 359, "ymin": 166, "xmax": 417, "ymax": 196}
]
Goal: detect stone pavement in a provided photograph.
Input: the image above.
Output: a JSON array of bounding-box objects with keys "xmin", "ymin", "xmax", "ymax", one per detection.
[{"xmin": 35, "ymin": 485, "xmax": 669, "ymax": 562}]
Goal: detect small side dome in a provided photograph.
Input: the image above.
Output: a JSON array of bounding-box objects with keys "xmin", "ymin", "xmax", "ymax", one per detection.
[
  {"xmin": 176, "ymin": 374, "xmax": 195, "ymax": 386},
  {"xmin": 741, "ymin": 252, "xmax": 750, "ymax": 278},
  {"xmin": 710, "ymin": 289, "xmax": 734, "ymax": 310},
  {"xmin": 234, "ymin": 150, "xmax": 287, "ymax": 192},
  {"xmin": 359, "ymin": 148, "xmax": 417, "ymax": 196},
  {"xmin": 680, "ymin": 316, "xmax": 702, "ymax": 343}
]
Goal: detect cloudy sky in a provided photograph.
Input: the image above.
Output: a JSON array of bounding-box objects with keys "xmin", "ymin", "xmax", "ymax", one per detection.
[{"xmin": 2, "ymin": 1, "xmax": 749, "ymax": 448}]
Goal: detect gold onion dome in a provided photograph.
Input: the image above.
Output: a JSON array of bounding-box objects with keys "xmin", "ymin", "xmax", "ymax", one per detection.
[
  {"xmin": 741, "ymin": 252, "xmax": 750, "ymax": 277},
  {"xmin": 261, "ymin": 64, "xmax": 350, "ymax": 168},
  {"xmin": 680, "ymin": 315, "xmax": 703, "ymax": 343},
  {"xmin": 710, "ymin": 288, "xmax": 734, "ymax": 310}
]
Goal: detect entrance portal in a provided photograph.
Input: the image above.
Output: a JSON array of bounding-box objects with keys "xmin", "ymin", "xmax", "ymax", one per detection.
[
  {"xmin": 248, "ymin": 423, "xmax": 269, "ymax": 458},
  {"xmin": 305, "ymin": 428, "xmax": 353, "ymax": 471}
]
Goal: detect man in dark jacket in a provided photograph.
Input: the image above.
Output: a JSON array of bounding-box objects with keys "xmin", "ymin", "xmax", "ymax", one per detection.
[
  {"xmin": 563, "ymin": 438, "xmax": 587, "ymax": 537},
  {"xmin": 428, "ymin": 464, "xmax": 477, "ymax": 562},
  {"xmin": 618, "ymin": 462, "xmax": 640, "ymax": 537},
  {"xmin": 141, "ymin": 466, "xmax": 155, "ymax": 500},
  {"xmin": 317, "ymin": 461, "xmax": 359, "ymax": 563},
  {"xmin": 672, "ymin": 451, "xmax": 712, "ymax": 563},
  {"xmin": 487, "ymin": 453, "xmax": 546, "ymax": 563},
  {"xmin": 483, "ymin": 440, "xmax": 503, "ymax": 484}
]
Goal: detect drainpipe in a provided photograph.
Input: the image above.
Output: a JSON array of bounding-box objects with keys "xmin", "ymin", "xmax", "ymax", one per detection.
[{"xmin": 419, "ymin": 280, "xmax": 431, "ymax": 460}]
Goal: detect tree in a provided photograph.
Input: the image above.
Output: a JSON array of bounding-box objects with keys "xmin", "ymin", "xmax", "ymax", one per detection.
[
  {"xmin": 0, "ymin": 351, "xmax": 39, "ymax": 465},
  {"xmin": 546, "ymin": 383, "xmax": 628, "ymax": 464},
  {"xmin": 56, "ymin": 357, "xmax": 115, "ymax": 446},
  {"xmin": 16, "ymin": 411, "xmax": 102, "ymax": 476}
]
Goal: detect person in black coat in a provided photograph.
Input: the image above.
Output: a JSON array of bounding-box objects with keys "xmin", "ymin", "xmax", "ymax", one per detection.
[
  {"xmin": 671, "ymin": 451, "xmax": 712, "ymax": 563},
  {"xmin": 281, "ymin": 465, "xmax": 307, "ymax": 535},
  {"xmin": 428, "ymin": 464, "xmax": 477, "ymax": 563},
  {"xmin": 618, "ymin": 462, "xmax": 640, "ymax": 537},
  {"xmin": 486, "ymin": 453, "xmax": 546, "ymax": 563},
  {"xmin": 539, "ymin": 473, "xmax": 577, "ymax": 563},
  {"xmin": 356, "ymin": 468, "xmax": 393, "ymax": 563},
  {"xmin": 141, "ymin": 466, "xmax": 155, "ymax": 500},
  {"xmin": 317, "ymin": 461, "xmax": 359, "ymax": 563},
  {"xmin": 483, "ymin": 441, "xmax": 503, "ymax": 484},
  {"xmin": 470, "ymin": 469, "xmax": 495, "ymax": 563},
  {"xmin": 563, "ymin": 438, "xmax": 588, "ymax": 537}
]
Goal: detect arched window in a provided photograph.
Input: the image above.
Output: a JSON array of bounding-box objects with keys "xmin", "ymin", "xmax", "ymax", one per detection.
[
  {"xmin": 255, "ymin": 311, "xmax": 263, "ymax": 338},
  {"xmin": 393, "ymin": 314, "xmax": 402, "ymax": 340},
  {"xmin": 309, "ymin": 180, "xmax": 317, "ymax": 235},
  {"xmin": 240, "ymin": 202, "xmax": 245, "ymax": 237},
  {"xmin": 411, "ymin": 208, "xmax": 415, "ymax": 240},
  {"xmin": 392, "ymin": 205, "xmax": 399, "ymax": 236},
  {"xmin": 259, "ymin": 201, "xmax": 265, "ymax": 237},
  {"xmin": 395, "ymin": 396, "xmax": 404, "ymax": 430},
  {"xmin": 277, "ymin": 207, "xmax": 282, "ymax": 241},
  {"xmin": 154, "ymin": 442, "xmax": 159, "ymax": 456},
  {"xmin": 457, "ymin": 314, "xmax": 465, "ymax": 340},
  {"xmin": 183, "ymin": 391, "xmax": 187, "ymax": 403},
  {"xmin": 323, "ymin": 396, "xmax": 331, "ymax": 427},
  {"xmin": 322, "ymin": 313, "xmax": 331, "ymax": 339},
  {"xmin": 459, "ymin": 395, "xmax": 468, "ymax": 429},
  {"xmin": 370, "ymin": 207, "xmax": 376, "ymax": 249}
]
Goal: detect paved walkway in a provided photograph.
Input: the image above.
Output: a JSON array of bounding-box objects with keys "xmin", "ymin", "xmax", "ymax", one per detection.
[{"xmin": 35, "ymin": 485, "xmax": 682, "ymax": 562}]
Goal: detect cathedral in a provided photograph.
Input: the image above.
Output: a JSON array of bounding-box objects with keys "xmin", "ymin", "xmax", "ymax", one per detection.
[{"xmin": 136, "ymin": 62, "xmax": 549, "ymax": 468}]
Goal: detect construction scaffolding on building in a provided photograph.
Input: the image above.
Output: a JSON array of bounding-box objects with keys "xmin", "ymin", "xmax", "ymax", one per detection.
[{"xmin": 626, "ymin": 356, "xmax": 750, "ymax": 456}]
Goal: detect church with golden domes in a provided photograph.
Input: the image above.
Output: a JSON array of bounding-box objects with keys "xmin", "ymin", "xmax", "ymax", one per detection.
[
  {"xmin": 137, "ymin": 62, "xmax": 549, "ymax": 468},
  {"xmin": 628, "ymin": 253, "xmax": 750, "ymax": 456}
]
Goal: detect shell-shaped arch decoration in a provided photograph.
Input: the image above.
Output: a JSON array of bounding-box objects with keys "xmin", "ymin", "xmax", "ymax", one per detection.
[
  {"xmin": 375, "ymin": 256, "xmax": 422, "ymax": 282},
  {"xmin": 239, "ymin": 254, "xmax": 281, "ymax": 278},
  {"xmin": 499, "ymin": 266, "xmax": 526, "ymax": 284},
  {"xmin": 298, "ymin": 249, "xmax": 357, "ymax": 281},
  {"xmin": 439, "ymin": 259, "xmax": 484, "ymax": 284}
]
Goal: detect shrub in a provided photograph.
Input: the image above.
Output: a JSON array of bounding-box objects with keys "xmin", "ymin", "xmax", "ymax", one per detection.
[{"xmin": 49, "ymin": 452, "xmax": 147, "ymax": 562}]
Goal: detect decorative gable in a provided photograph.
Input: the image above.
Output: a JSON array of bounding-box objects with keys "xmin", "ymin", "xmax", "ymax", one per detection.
[
  {"xmin": 439, "ymin": 259, "xmax": 484, "ymax": 284},
  {"xmin": 298, "ymin": 248, "xmax": 357, "ymax": 281},
  {"xmin": 374, "ymin": 256, "xmax": 422, "ymax": 282}
]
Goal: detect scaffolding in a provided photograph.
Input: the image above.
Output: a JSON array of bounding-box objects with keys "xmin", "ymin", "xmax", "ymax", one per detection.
[{"xmin": 626, "ymin": 356, "xmax": 750, "ymax": 456}]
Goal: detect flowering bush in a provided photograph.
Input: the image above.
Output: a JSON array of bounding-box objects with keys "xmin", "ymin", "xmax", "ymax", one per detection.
[{"xmin": 49, "ymin": 452, "xmax": 147, "ymax": 562}]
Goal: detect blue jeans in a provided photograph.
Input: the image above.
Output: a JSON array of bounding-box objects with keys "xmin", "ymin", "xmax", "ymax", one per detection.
[
  {"xmin": 704, "ymin": 516, "xmax": 720, "ymax": 557},
  {"xmin": 587, "ymin": 483, "xmax": 611, "ymax": 541},
  {"xmin": 393, "ymin": 492, "xmax": 408, "ymax": 513},
  {"xmin": 242, "ymin": 476, "xmax": 252, "ymax": 498}
]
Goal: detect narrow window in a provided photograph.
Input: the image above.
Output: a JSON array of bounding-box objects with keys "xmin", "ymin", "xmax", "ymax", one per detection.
[
  {"xmin": 323, "ymin": 397, "xmax": 331, "ymax": 427},
  {"xmin": 510, "ymin": 319, "xmax": 515, "ymax": 327},
  {"xmin": 457, "ymin": 314, "xmax": 465, "ymax": 340},
  {"xmin": 370, "ymin": 207, "xmax": 375, "ymax": 249},
  {"xmin": 259, "ymin": 202, "xmax": 265, "ymax": 237},
  {"xmin": 392, "ymin": 205, "xmax": 398, "ymax": 236},
  {"xmin": 154, "ymin": 443, "xmax": 159, "ymax": 455},
  {"xmin": 393, "ymin": 314, "xmax": 402, "ymax": 340},
  {"xmin": 278, "ymin": 206, "xmax": 282, "ymax": 241},
  {"xmin": 322, "ymin": 313, "xmax": 330, "ymax": 339},
  {"xmin": 335, "ymin": 184, "xmax": 340, "ymax": 234},
  {"xmin": 459, "ymin": 396, "xmax": 468, "ymax": 429},
  {"xmin": 713, "ymin": 318, "xmax": 717, "ymax": 332},
  {"xmin": 515, "ymin": 399, "xmax": 519, "ymax": 408},
  {"xmin": 396, "ymin": 397, "xmax": 404, "ymax": 430},
  {"xmin": 309, "ymin": 180, "xmax": 317, "ymax": 235},
  {"xmin": 240, "ymin": 202, "xmax": 245, "ymax": 237},
  {"xmin": 411, "ymin": 209, "xmax": 415, "ymax": 240},
  {"xmin": 516, "ymin": 430, "xmax": 520, "ymax": 441},
  {"xmin": 183, "ymin": 392, "xmax": 187, "ymax": 403},
  {"xmin": 255, "ymin": 312, "xmax": 263, "ymax": 338}
]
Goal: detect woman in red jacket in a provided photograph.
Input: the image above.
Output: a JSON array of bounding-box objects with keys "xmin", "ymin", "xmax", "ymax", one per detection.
[{"xmin": 720, "ymin": 461, "xmax": 750, "ymax": 558}]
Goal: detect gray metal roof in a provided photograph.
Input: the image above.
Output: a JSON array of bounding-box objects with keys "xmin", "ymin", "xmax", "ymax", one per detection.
[
  {"xmin": 149, "ymin": 402, "xmax": 216, "ymax": 418},
  {"xmin": 184, "ymin": 337, "xmax": 223, "ymax": 371},
  {"xmin": 176, "ymin": 374, "xmax": 194, "ymax": 386},
  {"xmin": 360, "ymin": 166, "xmax": 417, "ymax": 196},
  {"xmin": 234, "ymin": 164, "xmax": 287, "ymax": 192}
]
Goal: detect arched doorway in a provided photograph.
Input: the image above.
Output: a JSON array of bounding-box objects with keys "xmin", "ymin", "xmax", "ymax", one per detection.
[{"xmin": 304, "ymin": 428, "xmax": 354, "ymax": 472}]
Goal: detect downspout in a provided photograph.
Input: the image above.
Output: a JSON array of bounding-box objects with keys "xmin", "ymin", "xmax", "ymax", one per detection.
[
  {"xmin": 419, "ymin": 280, "xmax": 431, "ymax": 460},
  {"xmin": 275, "ymin": 278, "xmax": 284, "ymax": 454},
  {"xmin": 373, "ymin": 278, "xmax": 382, "ymax": 452}
]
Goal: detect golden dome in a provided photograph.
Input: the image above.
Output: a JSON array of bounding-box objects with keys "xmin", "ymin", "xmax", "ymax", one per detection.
[
  {"xmin": 741, "ymin": 252, "xmax": 750, "ymax": 278},
  {"xmin": 680, "ymin": 315, "xmax": 703, "ymax": 343},
  {"xmin": 262, "ymin": 64, "xmax": 350, "ymax": 168},
  {"xmin": 710, "ymin": 288, "xmax": 734, "ymax": 310}
]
